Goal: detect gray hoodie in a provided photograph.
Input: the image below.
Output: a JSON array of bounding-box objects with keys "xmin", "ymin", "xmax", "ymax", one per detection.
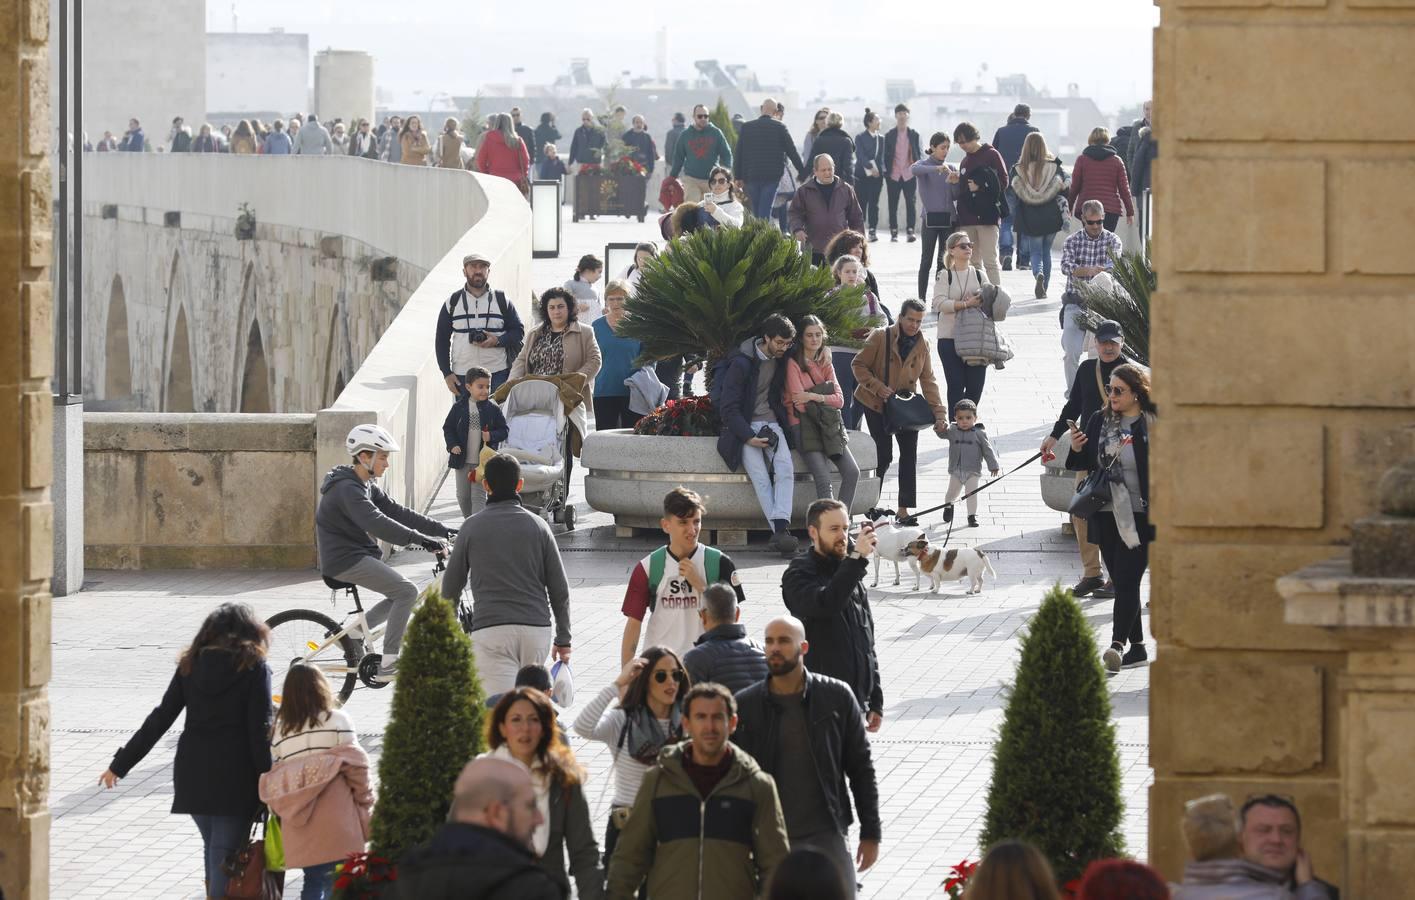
[
  {"xmin": 315, "ymin": 466, "xmax": 448, "ymax": 577},
  {"xmin": 294, "ymin": 120, "xmax": 334, "ymax": 155}
]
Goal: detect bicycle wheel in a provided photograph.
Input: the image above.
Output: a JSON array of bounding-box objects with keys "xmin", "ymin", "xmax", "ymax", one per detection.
[{"xmin": 266, "ymin": 608, "xmax": 362, "ymax": 705}]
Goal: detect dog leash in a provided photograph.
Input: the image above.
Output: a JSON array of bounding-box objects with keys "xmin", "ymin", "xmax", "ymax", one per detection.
[{"xmin": 905, "ymin": 450, "xmax": 1046, "ymax": 525}]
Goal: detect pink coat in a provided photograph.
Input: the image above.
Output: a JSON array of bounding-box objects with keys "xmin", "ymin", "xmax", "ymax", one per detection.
[
  {"xmin": 259, "ymin": 743, "xmax": 374, "ymax": 868},
  {"xmin": 784, "ymin": 355, "xmax": 845, "ymax": 426}
]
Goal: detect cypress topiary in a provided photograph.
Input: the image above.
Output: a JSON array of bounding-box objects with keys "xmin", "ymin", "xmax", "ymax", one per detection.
[
  {"xmin": 709, "ymin": 96, "xmax": 738, "ymax": 149},
  {"xmin": 978, "ymin": 585, "xmax": 1125, "ymax": 883},
  {"xmin": 368, "ymin": 588, "xmax": 485, "ymax": 862}
]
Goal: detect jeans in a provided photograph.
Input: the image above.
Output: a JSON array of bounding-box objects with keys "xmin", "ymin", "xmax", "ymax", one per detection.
[
  {"xmin": 300, "ymin": 861, "xmax": 338, "ymax": 900},
  {"xmin": 960, "ymin": 224, "xmax": 1001, "ymax": 284},
  {"xmin": 788, "ymin": 424, "xmax": 861, "ymax": 510},
  {"xmin": 793, "ymin": 830, "xmax": 857, "ymax": 899},
  {"xmin": 1021, "ymin": 233, "xmax": 1057, "ymax": 287},
  {"xmin": 191, "ymin": 813, "xmax": 249, "ymax": 899},
  {"xmin": 739, "ymin": 421, "xmax": 794, "ymax": 525},
  {"xmin": 593, "ymin": 394, "xmax": 640, "ymax": 430},
  {"xmin": 1006, "ymin": 192, "xmax": 1025, "ymax": 262},
  {"xmin": 999, "ymin": 212, "xmax": 1015, "ymax": 257},
  {"xmin": 917, "ymin": 220, "xmax": 951, "ymax": 300},
  {"xmin": 1091, "ymin": 511, "xmax": 1149, "ymax": 647},
  {"xmin": 831, "ymin": 349, "xmax": 864, "ymax": 430},
  {"xmin": 333, "ymin": 555, "xmax": 420, "ymax": 662},
  {"xmin": 469, "ymin": 623, "xmax": 554, "ymax": 696},
  {"xmin": 936, "ymin": 338, "xmax": 986, "ymax": 414},
  {"xmin": 863, "ymin": 408, "xmax": 919, "ymax": 508},
  {"xmin": 857, "ymin": 175, "xmax": 883, "ymax": 231},
  {"xmin": 1061, "ymin": 304, "xmax": 1087, "ymax": 394},
  {"xmin": 885, "ymin": 177, "xmax": 917, "ymax": 233},
  {"xmin": 746, "ymin": 181, "xmax": 778, "ymax": 220},
  {"xmin": 453, "ymin": 465, "xmax": 488, "ymax": 519},
  {"xmin": 946, "ymin": 474, "xmax": 981, "ymax": 516}
]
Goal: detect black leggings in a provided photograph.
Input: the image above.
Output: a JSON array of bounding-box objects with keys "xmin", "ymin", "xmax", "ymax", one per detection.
[
  {"xmin": 858, "ymin": 175, "xmax": 883, "ymax": 230},
  {"xmin": 936, "ymin": 338, "xmax": 987, "ymax": 414},
  {"xmin": 918, "ymin": 223, "xmax": 950, "ymax": 299},
  {"xmin": 1092, "ymin": 511, "xmax": 1149, "ymax": 647},
  {"xmin": 886, "ymin": 178, "xmax": 917, "ymax": 233},
  {"xmin": 863, "ymin": 407, "xmax": 919, "ymax": 508}
]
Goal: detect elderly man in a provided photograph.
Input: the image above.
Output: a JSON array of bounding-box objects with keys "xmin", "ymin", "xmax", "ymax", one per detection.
[
  {"xmin": 789, "ymin": 154, "xmax": 864, "ymax": 264},
  {"xmin": 622, "ymin": 114, "xmax": 658, "ymax": 175},
  {"xmin": 682, "ymin": 583, "xmax": 767, "ymax": 694},
  {"xmin": 1240, "ymin": 795, "xmax": 1338, "ymax": 899},
  {"xmin": 395, "ymin": 758, "xmax": 560, "ymax": 899},
  {"xmin": 1058, "ymin": 199, "xmax": 1124, "ymax": 390},
  {"xmin": 734, "ymin": 98, "xmax": 806, "ymax": 221}
]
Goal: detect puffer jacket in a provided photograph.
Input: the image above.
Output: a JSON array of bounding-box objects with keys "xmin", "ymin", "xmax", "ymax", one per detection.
[
  {"xmin": 681, "ymin": 623, "xmax": 768, "ymax": 695},
  {"xmin": 952, "ymin": 306, "xmax": 1014, "ymax": 368},
  {"xmin": 1173, "ymin": 858, "xmax": 1332, "ymax": 900},
  {"xmin": 607, "ymin": 743, "xmax": 789, "ymax": 900},
  {"xmin": 1070, "ymin": 144, "xmax": 1135, "ymax": 217},
  {"xmin": 259, "ymin": 743, "xmax": 373, "ymax": 868}
]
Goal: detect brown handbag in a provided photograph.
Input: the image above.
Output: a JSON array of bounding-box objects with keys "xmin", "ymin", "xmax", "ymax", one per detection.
[{"xmin": 222, "ymin": 810, "xmax": 284, "ymax": 899}]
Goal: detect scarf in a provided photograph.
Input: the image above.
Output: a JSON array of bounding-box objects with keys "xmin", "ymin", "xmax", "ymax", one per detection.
[
  {"xmin": 618, "ymin": 702, "xmax": 681, "ymax": 765},
  {"xmin": 1101, "ymin": 411, "xmax": 1153, "ymax": 549}
]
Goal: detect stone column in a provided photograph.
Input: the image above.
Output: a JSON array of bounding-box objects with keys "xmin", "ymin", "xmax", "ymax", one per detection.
[
  {"xmin": 0, "ymin": 1, "xmax": 54, "ymax": 897},
  {"xmin": 1150, "ymin": 0, "xmax": 1415, "ymax": 888}
]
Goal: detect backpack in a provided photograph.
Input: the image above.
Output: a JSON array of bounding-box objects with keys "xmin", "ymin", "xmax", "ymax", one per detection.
[
  {"xmin": 448, "ymin": 289, "xmax": 524, "ymax": 370},
  {"xmin": 645, "ymin": 546, "xmax": 722, "ymax": 610}
]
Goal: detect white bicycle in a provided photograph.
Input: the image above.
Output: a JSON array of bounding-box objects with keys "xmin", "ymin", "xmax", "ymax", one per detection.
[{"xmin": 265, "ymin": 542, "xmax": 452, "ymax": 706}]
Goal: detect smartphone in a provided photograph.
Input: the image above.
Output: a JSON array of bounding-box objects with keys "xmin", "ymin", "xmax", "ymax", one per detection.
[{"xmin": 1066, "ymin": 419, "xmax": 1079, "ymax": 432}]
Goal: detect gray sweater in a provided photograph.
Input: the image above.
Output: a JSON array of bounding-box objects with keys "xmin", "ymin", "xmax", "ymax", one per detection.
[
  {"xmin": 316, "ymin": 466, "xmax": 449, "ymax": 577},
  {"xmin": 942, "ymin": 423, "xmax": 999, "ymax": 479},
  {"xmin": 441, "ymin": 496, "xmax": 572, "ymax": 646}
]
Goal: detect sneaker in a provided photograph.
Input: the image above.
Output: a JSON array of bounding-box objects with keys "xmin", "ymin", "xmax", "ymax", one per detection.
[
  {"xmin": 772, "ymin": 528, "xmax": 799, "ymax": 557},
  {"xmin": 868, "ymin": 229, "xmax": 879, "ymax": 242},
  {"xmin": 1071, "ymin": 576, "xmax": 1105, "ymax": 598},
  {"xmin": 1121, "ymin": 643, "xmax": 1149, "ymax": 668},
  {"xmin": 1092, "ymin": 581, "xmax": 1116, "ymax": 599},
  {"xmin": 890, "ymin": 231, "xmax": 899, "ymax": 243},
  {"xmin": 1102, "ymin": 643, "xmax": 1123, "ymax": 675},
  {"xmin": 1034, "ymin": 273, "xmax": 1046, "ymax": 299},
  {"xmin": 1001, "ymin": 255, "xmax": 1013, "ymax": 271},
  {"xmin": 906, "ymin": 229, "xmax": 917, "ymax": 243},
  {"xmin": 967, "ymin": 515, "xmax": 979, "ymax": 528},
  {"xmin": 374, "ymin": 658, "xmax": 398, "ymax": 684}
]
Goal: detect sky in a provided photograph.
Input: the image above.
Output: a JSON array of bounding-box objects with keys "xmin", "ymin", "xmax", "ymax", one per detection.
[{"xmin": 208, "ymin": 0, "xmax": 1159, "ymax": 113}]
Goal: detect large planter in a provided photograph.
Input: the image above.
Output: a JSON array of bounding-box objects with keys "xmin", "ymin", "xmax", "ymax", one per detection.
[
  {"xmin": 573, "ymin": 171, "xmax": 647, "ymax": 222},
  {"xmin": 583, "ymin": 430, "xmax": 880, "ymax": 534}
]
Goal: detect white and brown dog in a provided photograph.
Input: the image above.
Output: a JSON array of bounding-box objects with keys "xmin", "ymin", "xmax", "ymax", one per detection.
[
  {"xmin": 865, "ymin": 510, "xmax": 928, "ymax": 587},
  {"xmin": 910, "ymin": 544, "xmax": 997, "ymax": 594}
]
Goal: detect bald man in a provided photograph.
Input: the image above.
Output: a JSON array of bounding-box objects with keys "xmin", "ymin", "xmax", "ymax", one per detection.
[
  {"xmin": 735, "ymin": 97, "xmax": 807, "ymax": 221},
  {"xmin": 732, "ymin": 616, "xmax": 881, "ymax": 899},
  {"xmin": 395, "ymin": 758, "xmax": 561, "ymax": 899}
]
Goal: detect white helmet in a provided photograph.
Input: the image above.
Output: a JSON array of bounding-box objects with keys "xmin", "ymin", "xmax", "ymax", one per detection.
[{"xmin": 346, "ymin": 424, "xmax": 400, "ymax": 458}]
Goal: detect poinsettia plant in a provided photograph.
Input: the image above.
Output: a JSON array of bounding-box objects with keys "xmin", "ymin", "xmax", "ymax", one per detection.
[
  {"xmin": 579, "ymin": 155, "xmax": 648, "ymax": 177},
  {"xmin": 632, "ymin": 396, "xmax": 720, "ymax": 437},
  {"xmin": 944, "ymin": 858, "xmax": 979, "ymax": 899},
  {"xmin": 331, "ymin": 852, "xmax": 396, "ymax": 899}
]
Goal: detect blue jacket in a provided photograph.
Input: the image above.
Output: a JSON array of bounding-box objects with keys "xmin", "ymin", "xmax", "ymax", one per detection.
[
  {"xmin": 441, "ymin": 397, "xmax": 508, "ymax": 469},
  {"xmin": 119, "ymin": 128, "xmax": 145, "ymax": 151},
  {"xmin": 854, "ymin": 129, "xmax": 885, "ymax": 181},
  {"xmin": 592, "ymin": 316, "xmax": 641, "ymax": 399},
  {"xmin": 716, "ymin": 338, "xmax": 793, "ymax": 471},
  {"xmin": 991, "ymin": 117, "xmax": 1040, "ymax": 170}
]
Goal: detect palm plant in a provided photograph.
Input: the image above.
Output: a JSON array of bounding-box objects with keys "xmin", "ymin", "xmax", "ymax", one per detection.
[
  {"xmin": 618, "ymin": 218, "xmax": 869, "ymax": 391},
  {"xmin": 1079, "ymin": 246, "xmax": 1153, "ymax": 366}
]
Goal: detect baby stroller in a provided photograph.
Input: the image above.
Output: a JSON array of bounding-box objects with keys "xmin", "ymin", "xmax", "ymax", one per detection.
[{"xmin": 498, "ymin": 378, "xmax": 581, "ymax": 530}]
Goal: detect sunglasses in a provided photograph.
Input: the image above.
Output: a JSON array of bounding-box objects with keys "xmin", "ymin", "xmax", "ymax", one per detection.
[
  {"xmin": 695, "ymin": 114, "xmax": 709, "ymax": 120},
  {"xmin": 956, "ymin": 243, "xmax": 973, "ymax": 249},
  {"xmin": 1084, "ymin": 219, "xmax": 1105, "ymax": 226},
  {"xmin": 710, "ymin": 178, "xmax": 729, "ymax": 185},
  {"xmin": 653, "ymin": 669, "xmax": 686, "ymax": 684},
  {"xmin": 1104, "ymin": 384, "xmax": 1131, "ymax": 395}
]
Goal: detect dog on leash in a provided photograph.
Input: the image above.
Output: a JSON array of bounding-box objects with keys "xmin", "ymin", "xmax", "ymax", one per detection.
[
  {"xmin": 864, "ymin": 508, "xmax": 928, "ymax": 587},
  {"xmin": 910, "ymin": 545, "xmax": 997, "ymax": 594}
]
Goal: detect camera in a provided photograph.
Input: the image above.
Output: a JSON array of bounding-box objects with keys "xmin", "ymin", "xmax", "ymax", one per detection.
[
  {"xmin": 755, "ymin": 425, "xmax": 779, "ymax": 451},
  {"xmin": 468, "ymin": 329, "xmax": 488, "ymax": 344}
]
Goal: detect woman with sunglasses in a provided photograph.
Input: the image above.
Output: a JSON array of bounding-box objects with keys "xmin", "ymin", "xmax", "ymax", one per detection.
[
  {"xmin": 573, "ymin": 647, "xmax": 689, "ymax": 872},
  {"xmin": 930, "ymin": 231, "xmax": 991, "ymax": 413},
  {"xmin": 1067, "ymin": 363, "xmax": 1155, "ymax": 675},
  {"xmin": 702, "ymin": 165, "xmax": 744, "ymax": 228}
]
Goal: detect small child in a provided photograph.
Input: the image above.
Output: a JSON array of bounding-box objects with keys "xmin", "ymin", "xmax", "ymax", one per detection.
[
  {"xmin": 538, "ymin": 143, "xmax": 567, "ymax": 181},
  {"xmin": 441, "ymin": 367, "xmax": 509, "ymax": 519},
  {"xmin": 564, "ymin": 253, "xmax": 603, "ymax": 321},
  {"xmin": 940, "ymin": 399, "xmax": 1000, "ymax": 528}
]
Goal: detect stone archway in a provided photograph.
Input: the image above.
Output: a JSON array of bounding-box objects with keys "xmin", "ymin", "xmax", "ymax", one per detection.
[
  {"xmin": 164, "ymin": 306, "xmax": 195, "ymax": 412},
  {"xmin": 103, "ymin": 275, "xmax": 132, "ymax": 404},
  {"xmin": 238, "ymin": 318, "xmax": 272, "ymax": 413}
]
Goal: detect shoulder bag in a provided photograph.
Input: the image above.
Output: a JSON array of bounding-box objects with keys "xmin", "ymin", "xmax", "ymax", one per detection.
[
  {"xmin": 882, "ymin": 328, "xmax": 935, "ymax": 432},
  {"xmin": 1068, "ymin": 436, "xmax": 1120, "ymax": 519},
  {"xmin": 222, "ymin": 807, "xmax": 284, "ymax": 899}
]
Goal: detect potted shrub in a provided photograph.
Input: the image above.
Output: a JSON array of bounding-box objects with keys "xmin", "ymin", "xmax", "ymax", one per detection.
[{"xmin": 235, "ymin": 202, "xmax": 257, "ymax": 240}]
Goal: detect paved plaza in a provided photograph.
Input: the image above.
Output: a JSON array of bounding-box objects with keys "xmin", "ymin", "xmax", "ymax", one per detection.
[{"xmin": 51, "ymin": 213, "xmax": 1151, "ymax": 898}]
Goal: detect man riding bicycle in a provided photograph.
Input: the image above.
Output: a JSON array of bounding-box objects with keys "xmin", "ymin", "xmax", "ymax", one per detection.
[{"xmin": 316, "ymin": 424, "xmax": 452, "ymax": 683}]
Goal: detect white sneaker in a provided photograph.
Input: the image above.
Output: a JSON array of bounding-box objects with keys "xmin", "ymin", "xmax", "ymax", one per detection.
[
  {"xmin": 1102, "ymin": 645, "xmax": 1122, "ymax": 675},
  {"xmin": 374, "ymin": 655, "xmax": 398, "ymax": 683}
]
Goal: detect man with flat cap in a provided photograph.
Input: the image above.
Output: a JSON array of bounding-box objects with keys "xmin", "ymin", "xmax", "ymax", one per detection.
[{"xmin": 435, "ymin": 252, "xmax": 526, "ymax": 396}]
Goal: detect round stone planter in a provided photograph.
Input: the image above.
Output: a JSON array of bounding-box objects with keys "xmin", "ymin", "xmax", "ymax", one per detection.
[{"xmin": 583, "ymin": 429, "xmax": 880, "ymax": 534}]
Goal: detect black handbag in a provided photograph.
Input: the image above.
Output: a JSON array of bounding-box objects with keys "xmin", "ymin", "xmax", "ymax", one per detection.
[
  {"xmin": 1068, "ymin": 449, "xmax": 1120, "ymax": 519},
  {"xmin": 881, "ymin": 328, "xmax": 935, "ymax": 432}
]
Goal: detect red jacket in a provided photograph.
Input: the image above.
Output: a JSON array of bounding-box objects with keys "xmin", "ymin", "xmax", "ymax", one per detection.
[
  {"xmin": 475, "ymin": 130, "xmax": 531, "ymax": 183},
  {"xmin": 956, "ymin": 144, "xmax": 1009, "ymax": 227},
  {"xmin": 1069, "ymin": 146, "xmax": 1135, "ymax": 217}
]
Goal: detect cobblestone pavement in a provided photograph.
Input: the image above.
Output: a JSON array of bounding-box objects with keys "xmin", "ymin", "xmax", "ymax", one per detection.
[{"xmin": 52, "ymin": 213, "xmax": 1151, "ymax": 898}]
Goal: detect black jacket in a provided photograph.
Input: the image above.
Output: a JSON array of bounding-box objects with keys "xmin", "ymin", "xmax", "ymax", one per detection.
[
  {"xmin": 991, "ymin": 117, "xmax": 1040, "ymax": 170},
  {"xmin": 882, "ymin": 127, "xmax": 921, "ymax": 179},
  {"xmin": 442, "ymin": 397, "xmax": 509, "ymax": 469},
  {"xmin": 810, "ymin": 126, "xmax": 856, "ymax": 186},
  {"xmin": 568, "ymin": 124, "xmax": 605, "ymax": 166},
  {"xmin": 716, "ymin": 338, "xmax": 794, "ymax": 471},
  {"xmin": 533, "ymin": 122, "xmax": 561, "ymax": 163},
  {"xmin": 1049, "ymin": 356, "xmax": 1131, "ymax": 441},
  {"xmin": 1129, "ymin": 126, "xmax": 1155, "ymax": 195},
  {"xmin": 734, "ymin": 115, "xmax": 805, "ymax": 184},
  {"xmin": 781, "ymin": 551, "xmax": 882, "ymax": 715},
  {"xmin": 622, "ymin": 129, "xmax": 657, "ymax": 174},
  {"xmin": 396, "ymin": 822, "xmax": 564, "ymax": 900},
  {"xmin": 733, "ymin": 670, "xmax": 881, "ymax": 841},
  {"xmin": 682, "ymin": 623, "xmax": 768, "ymax": 695},
  {"xmin": 1066, "ymin": 409, "xmax": 1153, "ymax": 545},
  {"xmin": 110, "ymin": 650, "xmax": 273, "ymax": 818}
]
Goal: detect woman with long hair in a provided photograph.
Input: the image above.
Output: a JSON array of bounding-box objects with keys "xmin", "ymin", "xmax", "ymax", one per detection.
[
  {"xmin": 573, "ymin": 647, "xmax": 688, "ymax": 872},
  {"xmin": 1067, "ymin": 362, "xmax": 1156, "ymax": 674},
  {"xmin": 620, "ymin": 241, "xmax": 658, "ymax": 296},
  {"xmin": 1010, "ymin": 132, "xmax": 1070, "ymax": 299},
  {"xmin": 484, "ymin": 687, "xmax": 605, "ymax": 899},
  {"xmin": 802, "ymin": 106, "xmax": 830, "ymax": 160},
  {"xmin": 784, "ymin": 315, "xmax": 861, "ymax": 508},
  {"xmin": 399, "ymin": 114, "xmax": 431, "ymax": 166},
  {"xmin": 476, "ymin": 111, "xmax": 532, "ymax": 189},
  {"xmin": 433, "ymin": 116, "xmax": 465, "ymax": 169},
  {"xmin": 261, "ymin": 665, "xmax": 374, "ymax": 900},
  {"xmin": 99, "ymin": 603, "xmax": 274, "ymax": 899},
  {"xmin": 931, "ymin": 231, "xmax": 991, "ymax": 413},
  {"xmin": 964, "ymin": 840, "xmax": 1062, "ymax": 900},
  {"xmin": 702, "ymin": 165, "xmax": 745, "ymax": 228}
]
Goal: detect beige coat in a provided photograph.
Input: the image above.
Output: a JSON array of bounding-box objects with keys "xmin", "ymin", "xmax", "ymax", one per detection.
[
  {"xmin": 510, "ymin": 320, "xmax": 602, "ymax": 407},
  {"xmin": 850, "ymin": 324, "xmax": 948, "ymax": 425}
]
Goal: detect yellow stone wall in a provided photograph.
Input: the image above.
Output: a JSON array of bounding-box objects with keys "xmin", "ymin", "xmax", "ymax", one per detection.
[
  {"xmin": 1151, "ymin": 0, "xmax": 1415, "ymax": 888},
  {"xmin": 0, "ymin": 0, "xmax": 52, "ymax": 897}
]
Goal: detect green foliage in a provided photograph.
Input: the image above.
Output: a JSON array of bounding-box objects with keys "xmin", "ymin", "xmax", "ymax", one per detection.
[
  {"xmin": 979, "ymin": 585, "xmax": 1125, "ymax": 883},
  {"xmin": 1080, "ymin": 247, "xmax": 1153, "ymax": 366},
  {"xmin": 368, "ymin": 588, "xmax": 485, "ymax": 862},
  {"xmin": 710, "ymin": 96, "xmax": 737, "ymax": 148},
  {"xmin": 461, "ymin": 93, "xmax": 487, "ymax": 147},
  {"xmin": 618, "ymin": 218, "xmax": 869, "ymax": 381}
]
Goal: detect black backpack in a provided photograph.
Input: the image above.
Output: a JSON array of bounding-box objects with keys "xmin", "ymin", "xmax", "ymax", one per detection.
[{"xmin": 491, "ymin": 291, "xmax": 523, "ymax": 368}]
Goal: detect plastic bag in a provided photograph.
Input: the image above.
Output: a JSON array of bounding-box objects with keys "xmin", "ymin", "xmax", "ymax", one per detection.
[
  {"xmin": 263, "ymin": 813, "xmax": 285, "ymax": 873},
  {"xmin": 550, "ymin": 659, "xmax": 575, "ymax": 707}
]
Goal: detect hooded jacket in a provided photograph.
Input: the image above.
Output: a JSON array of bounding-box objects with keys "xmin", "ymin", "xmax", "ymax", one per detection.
[
  {"xmin": 781, "ymin": 550, "xmax": 883, "ymax": 715},
  {"xmin": 315, "ymin": 465, "xmax": 449, "ymax": 577},
  {"xmin": 259, "ymin": 743, "xmax": 373, "ymax": 868},
  {"xmin": 294, "ymin": 120, "xmax": 334, "ymax": 155},
  {"xmin": 681, "ymin": 623, "xmax": 768, "ymax": 694},
  {"xmin": 1173, "ymin": 858, "xmax": 1332, "ymax": 900},
  {"xmin": 716, "ymin": 338, "xmax": 794, "ymax": 471},
  {"xmin": 395, "ymin": 822, "xmax": 564, "ymax": 900},
  {"xmin": 1010, "ymin": 158, "xmax": 1070, "ymax": 237},
  {"xmin": 1070, "ymin": 144, "xmax": 1135, "ymax": 217},
  {"xmin": 109, "ymin": 650, "xmax": 273, "ymax": 818},
  {"xmin": 607, "ymin": 743, "xmax": 790, "ymax": 900}
]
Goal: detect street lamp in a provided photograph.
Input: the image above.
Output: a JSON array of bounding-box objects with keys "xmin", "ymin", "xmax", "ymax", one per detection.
[{"xmin": 531, "ymin": 180, "xmax": 561, "ymax": 258}]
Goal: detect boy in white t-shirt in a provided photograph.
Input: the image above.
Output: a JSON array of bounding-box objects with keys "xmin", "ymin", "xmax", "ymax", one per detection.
[{"xmin": 620, "ymin": 487, "xmax": 746, "ymax": 664}]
